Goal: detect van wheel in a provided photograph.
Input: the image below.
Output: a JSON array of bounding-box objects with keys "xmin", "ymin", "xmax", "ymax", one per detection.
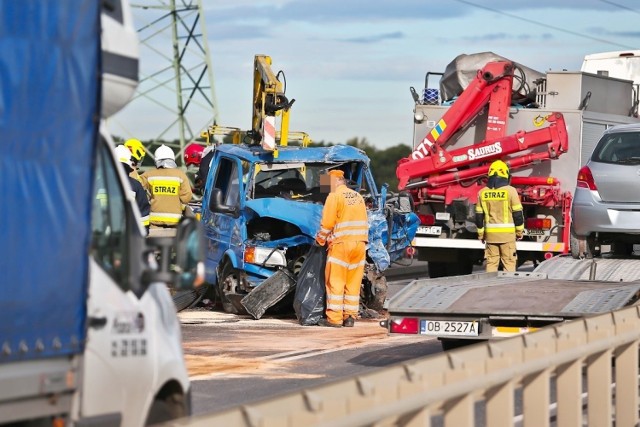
[
  {"xmin": 363, "ymin": 274, "xmax": 387, "ymax": 312},
  {"xmin": 145, "ymin": 393, "xmax": 186, "ymax": 426},
  {"xmin": 218, "ymin": 262, "xmax": 240, "ymax": 314}
]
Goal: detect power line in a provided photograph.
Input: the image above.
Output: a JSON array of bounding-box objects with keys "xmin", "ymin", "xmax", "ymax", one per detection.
[
  {"xmin": 598, "ymin": 0, "xmax": 640, "ymax": 16},
  {"xmin": 452, "ymin": 0, "xmax": 636, "ymax": 50}
]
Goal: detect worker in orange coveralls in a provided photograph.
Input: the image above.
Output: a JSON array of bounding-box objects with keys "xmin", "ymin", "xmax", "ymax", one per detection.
[{"xmin": 315, "ymin": 169, "xmax": 369, "ymax": 328}]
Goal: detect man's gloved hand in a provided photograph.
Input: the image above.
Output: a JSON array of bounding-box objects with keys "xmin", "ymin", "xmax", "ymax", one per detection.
[{"xmin": 516, "ymin": 231, "xmax": 524, "ymax": 240}]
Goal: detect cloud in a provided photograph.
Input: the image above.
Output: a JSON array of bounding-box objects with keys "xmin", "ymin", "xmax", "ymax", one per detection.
[
  {"xmin": 206, "ymin": 24, "xmax": 271, "ymax": 41},
  {"xmin": 203, "ymin": 0, "xmax": 623, "ymax": 25},
  {"xmin": 339, "ymin": 31, "xmax": 404, "ymax": 44}
]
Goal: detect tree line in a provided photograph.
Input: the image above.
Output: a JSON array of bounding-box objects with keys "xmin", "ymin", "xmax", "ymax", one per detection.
[{"xmin": 114, "ymin": 135, "xmax": 413, "ymax": 192}]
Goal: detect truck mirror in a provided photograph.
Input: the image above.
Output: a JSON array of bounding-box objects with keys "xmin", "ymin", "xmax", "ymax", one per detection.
[
  {"xmin": 174, "ymin": 217, "xmax": 205, "ymax": 290},
  {"xmin": 208, "ymin": 187, "xmax": 238, "ymax": 217}
]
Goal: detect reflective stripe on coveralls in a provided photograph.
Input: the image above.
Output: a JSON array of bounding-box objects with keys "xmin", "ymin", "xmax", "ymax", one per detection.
[
  {"xmin": 142, "ymin": 170, "xmax": 192, "ymax": 226},
  {"xmin": 325, "ymin": 241, "xmax": 367, "ymax": 320}
]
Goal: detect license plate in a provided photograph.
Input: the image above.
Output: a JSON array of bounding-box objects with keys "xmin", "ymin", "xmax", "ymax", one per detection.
[
  {"xmin": 524, "ymin": 229, "xmax": 545, "ymax": 236},
  {"xmin": 420, "ymin": 320, "xmax": 479, "ymax": 337},
  {"xmin": 417, "ymin": 225, "xmax": 442, "ymax": 235}
]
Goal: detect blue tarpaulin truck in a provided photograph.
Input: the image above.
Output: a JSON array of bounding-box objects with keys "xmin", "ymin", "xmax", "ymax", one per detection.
[{"xmin": 0, "ymin": 1, "xmax": 203, "ymax": 425}]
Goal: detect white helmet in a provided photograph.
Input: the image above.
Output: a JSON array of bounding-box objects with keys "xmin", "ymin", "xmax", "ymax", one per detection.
[
  {"xmin": 115, "ymin": 144, "xmax": 132, "ymax": 167},
  {"xmin": 154, "ymin": 144, "xmax": 175, "ymax": 161}
]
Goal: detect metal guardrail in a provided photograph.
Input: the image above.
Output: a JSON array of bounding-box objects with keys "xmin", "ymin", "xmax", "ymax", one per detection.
[{"xmin": 171, "ymin": 305, "xmax": 640, "ymax": 426}]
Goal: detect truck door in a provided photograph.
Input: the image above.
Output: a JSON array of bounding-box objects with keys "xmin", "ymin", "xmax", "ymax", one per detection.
[
  {"xmin": 202, "ymin": 155, "xmax": 245, "ymax": 281},
  {"xmin": 81, "ymin": 139, "xmax": 156, "ymax": 426}
]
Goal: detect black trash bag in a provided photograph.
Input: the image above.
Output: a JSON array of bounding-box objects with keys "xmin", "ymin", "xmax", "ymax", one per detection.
[{"xmin": 293, "ymin": 245, "xmax": 327, "ymax": 326}]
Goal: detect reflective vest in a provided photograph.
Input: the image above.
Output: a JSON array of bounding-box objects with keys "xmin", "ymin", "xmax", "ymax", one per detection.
[
  {"xmin": 316, "ymin": 185, "xmax": 369, "ymax": 246},
  {"xmin": 141, "ymin": 168, "xmax": 192, "ymax": 226},
  {"xmin": 475, "ymin": 185, "xmax": 523, "ymax": 243}
]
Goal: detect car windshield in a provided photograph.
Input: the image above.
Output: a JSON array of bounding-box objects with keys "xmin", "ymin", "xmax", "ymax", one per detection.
[
  {"xmin": 592, "ymin": 131, "xmax": 640, "ymax": 165},
  {"xmin": 250, "ymin": 161, "xmax": 367, "ymax": 202}
]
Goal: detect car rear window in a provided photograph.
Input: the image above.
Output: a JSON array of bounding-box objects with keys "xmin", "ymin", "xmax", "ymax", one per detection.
[{"xmin": 591, "ymin": 131, "xmax": 640, "ymax": 165}]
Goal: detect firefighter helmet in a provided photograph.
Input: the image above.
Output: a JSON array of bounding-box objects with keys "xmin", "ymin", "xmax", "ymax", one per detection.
[
  {"xmin": 488, "ymin": 160, "xmax": 509, "ymax": 179},
  {"xmin": 154, "ymin": 144, "xmax": 175, "ymax": 161},
  {"xmin": 115, "ymin": 144, "xmax": 132, "ymax": 167},
  {"xmin": 124, "ymin": 138, "xmax": 145, "ymax": 163},
  {"xmin": 184, "ymin": 143, "xmax": 205, "ymax": 167}
]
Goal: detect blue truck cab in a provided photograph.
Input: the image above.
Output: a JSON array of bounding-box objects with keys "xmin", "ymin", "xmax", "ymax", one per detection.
[{"xmin": 201, "ymin": 143, "xmax": 419, "ymax": 314}]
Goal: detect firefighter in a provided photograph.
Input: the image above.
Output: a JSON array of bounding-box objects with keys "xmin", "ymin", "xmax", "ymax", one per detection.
[
  {"xmin": 141, "ymin": 144, "xmax": 192, "ymax": 233},
  {"xmin": 475, "ymin": 160, "xmax": 524, "ymax": 272},
  {"xmin": 315, "ymin": 169, "xmax": 369, "ymax": 328},
  {"xmin": 115, "ymin": 145, "xmax": 150, "ymax": 233}
]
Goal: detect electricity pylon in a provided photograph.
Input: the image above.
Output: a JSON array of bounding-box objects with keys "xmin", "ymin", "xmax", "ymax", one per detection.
[{"xmin": 113, "ymin": 0, "xmax": 218, "ymax": 166}]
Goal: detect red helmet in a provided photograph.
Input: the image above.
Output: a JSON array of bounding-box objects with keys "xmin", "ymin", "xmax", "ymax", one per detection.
[{"xmin": 184, "ymin": 143, "xmax": 205, "ymax": 167}]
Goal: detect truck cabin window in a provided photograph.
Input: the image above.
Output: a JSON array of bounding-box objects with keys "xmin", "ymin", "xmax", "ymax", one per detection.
[{"xmin": 91, "ymin": 142, "xmax": 130, "ymax": 290}]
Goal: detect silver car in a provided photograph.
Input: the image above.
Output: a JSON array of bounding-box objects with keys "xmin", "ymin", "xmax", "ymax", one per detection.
[{"xmin": 572, "ymin": 123, "xmax": 640, "ymax": 256}]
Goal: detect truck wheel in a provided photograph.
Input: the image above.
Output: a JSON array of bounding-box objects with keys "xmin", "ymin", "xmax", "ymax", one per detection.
[
  {"xmin": 145, "ymin": 392, "xmax": 186, "ymax": 426},
  {"xmin": 218, "ymin": 262, "xmax": 240, "ymax": 314}
]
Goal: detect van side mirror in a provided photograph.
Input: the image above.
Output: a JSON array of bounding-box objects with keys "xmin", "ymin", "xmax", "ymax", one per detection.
[
  {"xmin": 174, "ymin": 217, "xmax": 205, "ymax": 290},
  {"xmin": 208, "ymin": 187, "xmax": 238, "ymax": 216}
]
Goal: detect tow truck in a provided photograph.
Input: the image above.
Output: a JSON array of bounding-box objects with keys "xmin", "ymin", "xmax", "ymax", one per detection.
[
  {"xmin": 198, "ymin": 55, "xmax": 419, "ymax": 318},
  {"xmin": 385, "ymin": 255, "xmax": 640, "ymax": 349},
  {"xmin": 398, "ymin": 52, "xmax": 640, "ymax": 277}
]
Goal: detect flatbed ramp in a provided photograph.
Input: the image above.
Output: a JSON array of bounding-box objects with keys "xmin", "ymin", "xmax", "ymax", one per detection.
[{"xmin": 387, "ymin": 257, "xmax": 640, "ymax": 340}]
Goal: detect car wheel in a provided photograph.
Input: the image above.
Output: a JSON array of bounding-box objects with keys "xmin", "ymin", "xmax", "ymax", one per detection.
[
  {"xmin": 570, "ymin": 227, "xmax": 586, "ymax": 259},
  {"xmin": 218, "ymin": 261, "xmax": 241, "ymax": 314}
]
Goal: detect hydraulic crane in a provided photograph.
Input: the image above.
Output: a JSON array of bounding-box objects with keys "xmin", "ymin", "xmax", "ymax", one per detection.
[{"xmin": 397, "ymin": 61, "xmax": 569, "ymax": 207}]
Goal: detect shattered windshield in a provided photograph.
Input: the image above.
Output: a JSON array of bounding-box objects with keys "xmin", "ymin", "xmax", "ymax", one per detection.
[{"xmin": 249, "ymin": 161, "xmax": 367, "ymax": 203}]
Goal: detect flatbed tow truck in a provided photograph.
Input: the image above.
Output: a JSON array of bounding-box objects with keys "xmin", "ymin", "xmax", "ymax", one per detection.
[{"xmin": 384, "ymin": 255, "xmax": 640, "ymax": 349}]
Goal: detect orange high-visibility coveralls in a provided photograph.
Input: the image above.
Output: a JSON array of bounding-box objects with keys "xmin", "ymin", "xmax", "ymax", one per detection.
[{"xmin": 316, "ymin": 178, "xmax": 369, "ymax": 325}]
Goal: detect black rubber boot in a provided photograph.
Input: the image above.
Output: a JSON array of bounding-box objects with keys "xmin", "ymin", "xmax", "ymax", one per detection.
[
  {"xmin": 343, "ymin": 316, "xmax": 355, "ymax": 327},
  {"xmin": 318, "ymin": 318, "xmax": 342, "ymax": 328}
]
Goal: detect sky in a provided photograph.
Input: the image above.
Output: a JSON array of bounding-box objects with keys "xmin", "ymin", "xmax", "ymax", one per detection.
[{"xmin": 109, "ymin": 0, "xmax": 640, "ymax": 151}]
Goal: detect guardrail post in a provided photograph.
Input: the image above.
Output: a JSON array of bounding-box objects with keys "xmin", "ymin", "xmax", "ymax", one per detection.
[
  {"xmin": 485, "ymin": 339, "xmax": 521, "ymax": 427},
  {"xmin": 586, "ymin": 315, "xmax": 615, "ymax": 427},
  {"xmin": 522, "ymin": 329, "xmax": 555, "ymax": 427},
  {"xmin": 485, "ymin": 382, "xmax": 514, "ymax": 427},
  {"xmin": 555, "ymin": 320, "xmax": 587, "ymax": 427},
  {"xmin": 613, "ymin": 307, "xmax": 640, "ymax": 427}
]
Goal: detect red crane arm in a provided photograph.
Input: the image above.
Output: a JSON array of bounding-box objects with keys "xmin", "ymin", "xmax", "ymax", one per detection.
[
  {"xmin": 397, "ymin": 113, "xmax": 568, "ymax": 190},
  {"xmin": 410, "ymin": 61, "xmax": 516, "ymax": 161}
]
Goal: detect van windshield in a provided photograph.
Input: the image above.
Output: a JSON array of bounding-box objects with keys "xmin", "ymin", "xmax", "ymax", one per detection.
[{"xmin": 250, "ymin": 161, "xmax": 365, "ymax": 202}]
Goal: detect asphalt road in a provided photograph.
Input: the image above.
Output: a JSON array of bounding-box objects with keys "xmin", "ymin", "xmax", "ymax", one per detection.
[
  {"xmin": 179, "ymin": 266, "xmax": 440, "ymax": 416},
  {"xmin": 180, "ymin": 260, "xmax": 538, "ymax": 417}
]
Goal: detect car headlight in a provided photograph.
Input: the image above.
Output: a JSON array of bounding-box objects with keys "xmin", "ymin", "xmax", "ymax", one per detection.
[{"xmin": 244, "ymin": 246, "xmax": 287, "ymax": 267}]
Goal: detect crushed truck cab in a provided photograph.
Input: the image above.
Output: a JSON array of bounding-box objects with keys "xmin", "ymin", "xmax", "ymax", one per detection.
[{"xmin": 201, "ymin": 143, "xmax": 419, "ymax": 317}]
